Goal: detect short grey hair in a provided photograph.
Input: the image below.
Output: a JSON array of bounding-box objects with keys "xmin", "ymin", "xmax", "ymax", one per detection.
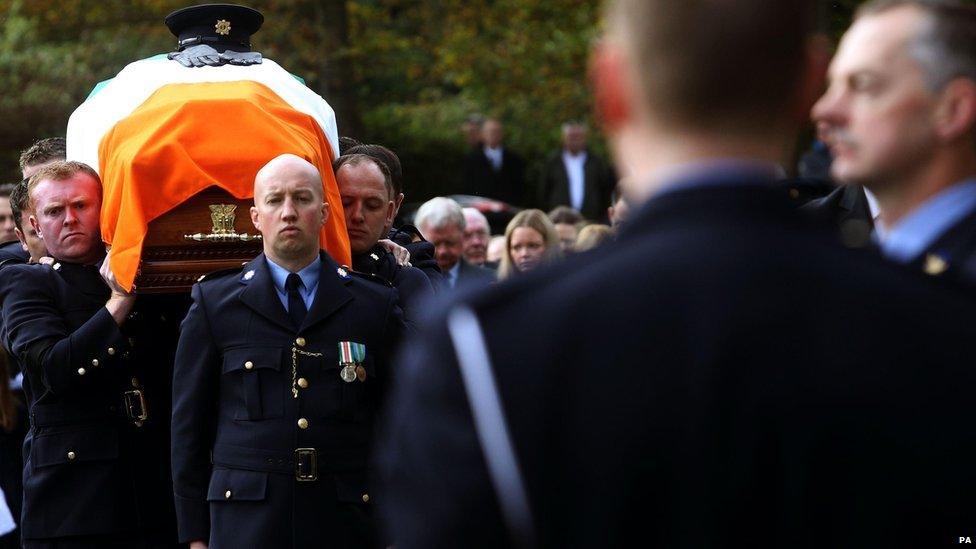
[
  {"xmin": 462, "ymin": 207, "xmax": 489, "ymax": 231},
  {"xmin": 415, "ymin": 197, "xmax": 466, "ymax": 233},
  {"xmin": 857, "ymin": 0, "xmax": 976, "ymax": 91}
]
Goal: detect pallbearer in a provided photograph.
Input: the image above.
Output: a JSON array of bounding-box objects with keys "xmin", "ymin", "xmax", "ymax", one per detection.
[{"xmin": 171, "ymin": 154, "xmax": 403, "ymax": 549}]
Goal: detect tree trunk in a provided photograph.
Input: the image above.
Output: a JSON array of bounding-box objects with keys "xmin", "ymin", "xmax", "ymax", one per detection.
[{"xmin": 307, "ymin": 0, "xmax": 364, "ymax": 144}]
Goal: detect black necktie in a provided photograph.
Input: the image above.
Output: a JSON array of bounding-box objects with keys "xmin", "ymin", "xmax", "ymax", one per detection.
[{"xmin": 285, "ymin": 273, "xmax": 307, "ymax": 329}]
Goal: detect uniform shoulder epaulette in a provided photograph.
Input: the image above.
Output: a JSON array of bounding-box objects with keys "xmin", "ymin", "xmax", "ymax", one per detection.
[
  {"xmin": 196, "ymin": 264, "xmax": 246, "ymax": 284},
  {"xmin": 342, "ymin": 266, "xmax": 393, "ymax": 288}
]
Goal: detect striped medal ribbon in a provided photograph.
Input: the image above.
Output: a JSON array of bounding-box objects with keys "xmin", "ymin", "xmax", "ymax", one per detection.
[{"xmin": 338, "ymin": 341, "xmax": 366, "ymax": 383}]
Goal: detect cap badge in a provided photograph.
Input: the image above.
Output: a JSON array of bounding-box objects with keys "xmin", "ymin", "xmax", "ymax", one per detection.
[
  {"xmin": 337, "ymin": 267, "xmax": 349, "ymax": 279},
  {"xmin": 215, "ymin": 19, "xmax": 232, "ymax": 36},
  {"xmin": 370, "ymin": 253, "xmax": 380, "ymax": 261},
  {"xmin": 243, "ymin": 269, "xmax": 255, "ymax": 281}
]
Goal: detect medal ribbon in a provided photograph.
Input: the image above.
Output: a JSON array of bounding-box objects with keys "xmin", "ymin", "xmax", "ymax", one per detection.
[{"xmin": 338, "ymin": 341, "xmax": 366, "ymax": 364}]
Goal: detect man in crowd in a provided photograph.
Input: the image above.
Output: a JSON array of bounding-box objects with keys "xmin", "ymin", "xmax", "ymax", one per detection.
[
  {"xmin": 813, "ymin": 0, "xmax": 976, "ymax": 281},
  {"xmin": 336, "ymin": 153, "xmax": 433, "ymax": 327},
  {"xmin": 378, "ymin": 0, "xmax": 976, "ymax": 546},
  {"xmin": 461, "ymin": 118, "xmax": 526, "ymax": 205},
  {"xmin": 460, "ymin": 114, "xmax": 485, "ymax": 151},
  {"xmin": 548, "ymin": 206, "xmax": 583, "ymax": 255},
  {"xmin": 415, "ymin": 197, "xmax": 494, "ymax": 290},
  {"xmin": 172, "ymin": 154, "xmax": 404, "ymax": 548},
  {"xmin": 537, "ymin": 122, "xmax": 616, "ymax": 221},
  {"xmin": 461, "ymin": 207, "xmax": 492, "ymax": 268},
  {"xmin": 0, "ymin": 161, "xmax": 161, "ymax": 547}
]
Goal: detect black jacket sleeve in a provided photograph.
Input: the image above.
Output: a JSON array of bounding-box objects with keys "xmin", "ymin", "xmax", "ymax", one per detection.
[
  {"xmin": 2, "ymin": 265, "xmax": 129, "ymax": 396},
  {"xmin": 171, "ymin": 282, "xmax": 221, "ymax": 544}
]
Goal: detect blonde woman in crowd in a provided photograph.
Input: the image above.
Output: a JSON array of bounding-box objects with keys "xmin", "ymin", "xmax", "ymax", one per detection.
[
  {"xmin": 498, "ymin": 209, "xmax": 560, "ymax": 279},
  {"xmin": 575, "ymin": 223, "xmax": 614, "ymax": 252}
]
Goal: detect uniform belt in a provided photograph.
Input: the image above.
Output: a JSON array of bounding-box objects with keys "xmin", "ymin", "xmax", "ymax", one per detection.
[
  {"xmin": 212, "ymin": 443, "xmax": 365, "ymax": 481},
  {"xmin": 31, "ymin": 403, "xmax": 114, "ymax": 428},
  {"xmin": 31, "ymin": 390, "xmax": 148, "ymax": 428}
]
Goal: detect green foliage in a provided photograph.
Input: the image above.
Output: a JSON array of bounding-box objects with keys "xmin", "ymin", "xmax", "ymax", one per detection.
[
  {"xmin": 8, "ymin": 0, "xmax": 967, "ymax": 201},
  {"xmin": 0, "ymin": 0, "xmax": 602, "ymax": 198}
]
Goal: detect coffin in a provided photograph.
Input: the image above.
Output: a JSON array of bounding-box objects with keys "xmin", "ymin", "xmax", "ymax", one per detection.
[
  {"xmin": 66, "ymin": 55, "xmax": 350, "ymax": 293},
  {"xmin": 136, "ymin": 187, "xmax": 261, "ymax": 293}
]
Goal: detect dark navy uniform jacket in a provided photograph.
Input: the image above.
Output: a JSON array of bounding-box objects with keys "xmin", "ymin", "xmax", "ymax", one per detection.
[
  {"xmin": 379, "ymin": 172, "xmax": 976, "ymax": 548},
  {"xmin": 172, "ymin": 252, "xmax": 404, "ymax": 548},
  {"xmin": 353, "ymin": 244, "xmax": 434, "ymax": 329},
  {"xmin": 0, "ymin": 241, "xmax": 27, "ymax": 266},
  {"xmin": 0, "ymin": 261, "xmax": 144, "ymax": 540}
]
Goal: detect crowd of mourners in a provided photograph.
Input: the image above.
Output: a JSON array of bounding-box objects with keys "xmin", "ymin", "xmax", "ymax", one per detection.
[{"xmin": 0, "ymin": 0, "xmax": 975, "ymax": 547}]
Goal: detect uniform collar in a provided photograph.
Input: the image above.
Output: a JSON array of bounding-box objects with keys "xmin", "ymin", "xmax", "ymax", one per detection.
[
  {"xmin": 239, "ymin": 252, "xmax": 352, "ymax": 333},
  {"xmin": 648, "ymin": 158, "xmax": 784, "ymax": 202},
  {"xmin": 265, "ymin": 255, "xmax": 320, "ymax": 295},
  {"xmin": 880, "ymin": 179, "xmax": 976, "ymax": 264}
]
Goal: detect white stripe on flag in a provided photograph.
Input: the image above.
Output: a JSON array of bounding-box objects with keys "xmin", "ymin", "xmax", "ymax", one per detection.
[{"xmin": 66, "ymin": 56, "xmax": 339, "ymax": 172}]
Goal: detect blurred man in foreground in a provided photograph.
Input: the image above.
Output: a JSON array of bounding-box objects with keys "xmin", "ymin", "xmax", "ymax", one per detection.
[
  {"xmin": 813, "ymin": 0, "xmax": 976, "ymax": 281},
  {"xmin": 378, "ymin": 0, "xmax": 976, "ymax": 546}
]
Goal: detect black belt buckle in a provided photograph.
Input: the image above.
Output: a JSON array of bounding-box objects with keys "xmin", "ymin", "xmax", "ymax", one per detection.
[
  {"xmin": 295, "ymin": 448, "xmax": 317, "ymax": 482},
  {"xmin": 123, "ymin": 390, "xmax": 148, "ymax": 422}
]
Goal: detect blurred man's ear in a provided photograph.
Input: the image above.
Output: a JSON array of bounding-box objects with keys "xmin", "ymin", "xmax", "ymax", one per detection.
[
  {"xmin": 933, "ymin": 78, "xmax": 976, "ymax": 143},
  {"xmin": 591, "ymin": 41, "xmax": 631, "ymax": 134}
]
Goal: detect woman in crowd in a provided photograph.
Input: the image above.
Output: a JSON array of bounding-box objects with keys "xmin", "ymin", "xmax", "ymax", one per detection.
[
  {"xmin": 498, "ymin": 209, "xmax": 560, "ymax": 279},
  {"xmin": 575, "ymin": 223, "xmax": 614, "ymax": 252}
]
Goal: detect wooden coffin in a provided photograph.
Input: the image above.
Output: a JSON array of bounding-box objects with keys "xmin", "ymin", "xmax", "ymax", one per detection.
[{"xmin": 136, "ymin": 186, "xmax": 262, "ymax": 293}]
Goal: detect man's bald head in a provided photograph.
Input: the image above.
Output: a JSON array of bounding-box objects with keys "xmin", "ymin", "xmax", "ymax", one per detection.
[
  {"xmin": 254, "ymin": 154, "xmax": 324, "ymax": 202},
  {"xmin": 250, "ymin": 154, "xmax": 329, "ymax": 270}
]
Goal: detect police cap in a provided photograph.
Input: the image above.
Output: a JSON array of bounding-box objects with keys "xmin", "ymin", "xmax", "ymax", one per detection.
[{"xmin": 165, "ymin": 4, "xmax": 264, "ymax": 52}]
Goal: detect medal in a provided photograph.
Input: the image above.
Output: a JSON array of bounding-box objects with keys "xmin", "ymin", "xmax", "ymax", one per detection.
[{"xmin": 338, "ymin": 341, "xmax": 366, "ymax": 383}]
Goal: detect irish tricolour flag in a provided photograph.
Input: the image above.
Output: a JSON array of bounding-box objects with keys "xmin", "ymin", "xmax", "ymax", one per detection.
[{"xmin": 66, "ymin": 54, "xmax": 350, "ymax": 291}]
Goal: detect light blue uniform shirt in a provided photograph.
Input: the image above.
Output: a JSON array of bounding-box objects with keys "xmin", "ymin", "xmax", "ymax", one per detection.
[
  {"xmin": 880, "ymin": 179, "xmax": 976, "ymax": 264},
  {"xmin": 266, "ymin": 256, "xmax": 320, "ymax": 312}
]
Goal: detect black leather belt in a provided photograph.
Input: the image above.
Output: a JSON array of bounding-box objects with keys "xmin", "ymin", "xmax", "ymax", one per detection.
[
  {"xmin": 31, "ymin": 390, "xmax": 148, "ymax": 428},
  {"xmin": 212, "ymin": 443, "xmax": 364, "ymax": 482}
]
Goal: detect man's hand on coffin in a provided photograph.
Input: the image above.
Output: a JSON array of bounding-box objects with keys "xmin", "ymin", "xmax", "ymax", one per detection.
[
  {"xmin": 99, "ymin": 251, "xmax": 136, "ymax": 326},
  {"xmin": 379, "ymin": 239, "xmax": 412, "ymax": 267},
  {"xmin": 168, "ymin": 45, "xmax": 223, "ymax": 68},
  {"xmin": 219, "ymin": 50, "xmax": 263, "ymax": 66}
]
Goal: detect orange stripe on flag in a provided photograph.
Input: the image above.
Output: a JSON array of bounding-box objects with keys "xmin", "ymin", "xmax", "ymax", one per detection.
[{"xmin": 98, "ymin": 80, "xmax": 350, "ymax": 290}]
